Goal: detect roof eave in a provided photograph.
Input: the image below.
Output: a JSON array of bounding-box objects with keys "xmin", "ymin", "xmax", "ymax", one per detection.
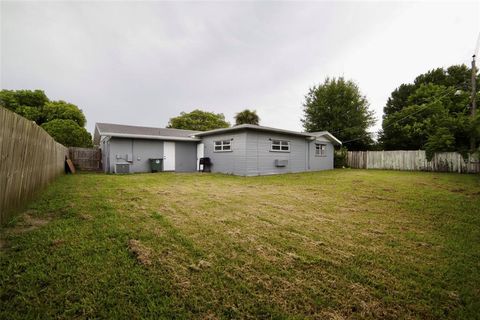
[
  {"xmin": 315, "ymin": 132, "xmax": 342, "ymax": 145},
  {"xmin": 194, "ymin": 124, "xmax": 313, "ymax": 138},
  {"xmin": 101, "ymin": 132, "xmax": 201, "ymax": 142}
]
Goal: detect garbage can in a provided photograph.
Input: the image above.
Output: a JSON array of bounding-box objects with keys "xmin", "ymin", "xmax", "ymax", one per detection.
[
  {"xmin": 149, "ymin": 158, "xmax": 163, "ymax": 173},
  {"xmin": 199, "ymin": 157, "xmax": 211, "ymax": 172}
]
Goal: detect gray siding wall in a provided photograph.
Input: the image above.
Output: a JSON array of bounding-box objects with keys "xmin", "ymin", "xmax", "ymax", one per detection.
[
  {"xmin": 175, "ymin": 142, "xmax": 197, "ymax": 172},
  {"xmin": 104, "ymin": 137, "xmax": 197, "ymax": 173},
  {"xmin": 307, "ymin": 138, "xmax": 334, "ymax": 171},
  {"xmin": 105, "ymin": 138, "xmax": 163, "ymax": 173},
  {"xmin": 108, "ymin": 138, "xmax": 133, "ymax": 173},
  {"xmin": 132, "ymin": 139, "xmax": 164, "ymax": 173},
  {"xmin": 245, "ymin": 131, "xmax": 308, "ymax": 176},
  {"xmin": 202, "ymin": 132, "xmax": 247, "ymax": 175},
  {"xmin": 100, "ymin": 132, "xmax": 334, "ymax": 175}
]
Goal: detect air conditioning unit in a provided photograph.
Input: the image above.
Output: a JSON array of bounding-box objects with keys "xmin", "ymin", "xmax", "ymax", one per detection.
[
  {"xmin": 275, "ymin": 159, "xmax": 288, "ymax": 167},
  {"xmin": 116, "ymin": 163, "xmax": 130, "ymax": 174}
]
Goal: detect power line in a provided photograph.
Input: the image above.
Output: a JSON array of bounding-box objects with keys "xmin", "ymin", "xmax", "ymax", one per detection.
[
  {"xmin": 341, "ymin": 88, "xmax": 458, "ymax": 144},
  {"xmin": 318, "ymin": 84, "xmax": 458, "ymax": 138}
]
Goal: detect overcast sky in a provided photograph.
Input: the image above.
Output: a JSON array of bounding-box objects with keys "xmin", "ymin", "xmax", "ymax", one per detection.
[{"xmin": 1, "ymin": 1, "xmax": 479, "ymax": 136}]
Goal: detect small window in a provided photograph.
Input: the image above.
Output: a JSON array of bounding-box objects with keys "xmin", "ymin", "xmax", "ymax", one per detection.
[
  {"xmin": 315, "ymin": 143, "xmax": 327, "ymax": 157},
  {"xmin": 271, "ymin": 140, "xmax": 290, "ymax": 152},
  {"xmin": 214, "ymin": 140, "xmax": 232, "ymax": 152}
]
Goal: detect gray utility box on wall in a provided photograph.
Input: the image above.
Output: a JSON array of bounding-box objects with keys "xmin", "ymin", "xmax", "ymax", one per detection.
[
  {"xmin": 116, "ymin": 163, "xmax": 130, "ymax": 174},
  {"xmin": 275, "ymin": 159, "xmax": 288, "ymax": 167}
]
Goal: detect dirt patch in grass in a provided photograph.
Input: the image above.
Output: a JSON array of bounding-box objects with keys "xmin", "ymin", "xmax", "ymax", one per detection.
[
  {"xmin": 188, "ymin": 259, "xmax": 212, "ymax": 272},
  {"xmin": 50, "ymin": 239, "xmax": 65, "ymax": 247},
  {"xmin": 128, "ymin": 239, "xmax": 152, "ymax": 266},
  {"xmin": 10, "ymin": 211, "xmax": 52, "ymax": 234},
  {"xmin": 79, "ymin": 213, "xmax": 94, "ymax": 220}
]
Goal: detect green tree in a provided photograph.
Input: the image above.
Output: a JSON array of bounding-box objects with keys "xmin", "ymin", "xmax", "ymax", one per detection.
[
  {"xmin": 1, "ymin": 89, "xmax": 92, "ymax": 147},
  {"xmin": 301, "ymin": 77, "xmax": 375, "ymax": 150},
  {"xmin": 379, "ymin": 64, "xmax": 479, "ymax": 156},
  {"xmin": 41, "ymin": 119, "xmax": 93, "ymax": 148},
  {"xmin": 0, "ymin": 89, "xmax": 49, "ymax": 122},
  {"xmin": 43, "ymin": 100, "xmax": 86, "ymax": 127},
  {"xmin": 0, "ymin": 89, "xmax": 49, "ymax": 111},
  {"xmin": 235, "ymin": 109, "xmax": 260, "ymax": 125},
  {"xmin": 15, "ymin": 106, "xmax": 43, "ymax": 122},
  {"xmin": 167, "ymin": 109, "xmax": 230, "ymax": 131}
]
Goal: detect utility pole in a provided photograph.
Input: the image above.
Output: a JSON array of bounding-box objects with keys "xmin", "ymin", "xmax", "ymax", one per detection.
[{"xmin": 471, "ymin": 54, "xmax": 477, "ymax": 153}]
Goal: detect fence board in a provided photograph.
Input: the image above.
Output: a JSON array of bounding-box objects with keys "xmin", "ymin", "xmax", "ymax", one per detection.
[
  {"xmin": 347, "ymin": 150, "xmax": 479, "ymax": 173},
  {"xmin": 0, "ymin": 107, "xmax": 68, "ymax": 224}
]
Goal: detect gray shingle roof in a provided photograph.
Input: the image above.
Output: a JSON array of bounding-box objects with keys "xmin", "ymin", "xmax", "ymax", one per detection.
[
  {"xmin": 94, "ymin": 123, "xmax": 201, "ymax": 144},
  {"xmin": 96, "ymin": 123, "xmax": 200, "ymax": 137}
]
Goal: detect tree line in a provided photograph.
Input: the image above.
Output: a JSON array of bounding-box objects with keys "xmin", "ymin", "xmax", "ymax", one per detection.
[
  {"xmin": 0, "ymin": 90, "xmax": 92, "ymax": 147},
  {"xmin": 1, "ymin": 63, "xmax": 478, "ymax": 157}
]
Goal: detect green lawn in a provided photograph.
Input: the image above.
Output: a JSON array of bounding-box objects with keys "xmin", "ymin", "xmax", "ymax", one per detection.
[{"xmin": 1, "ymin": 170, "xmax": 479, "ymax": 319}]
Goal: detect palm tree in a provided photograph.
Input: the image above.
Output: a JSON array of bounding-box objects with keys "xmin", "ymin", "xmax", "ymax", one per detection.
[{"xmin": 234, "ymin": 109, "xmax": 260, "ymax": 126}]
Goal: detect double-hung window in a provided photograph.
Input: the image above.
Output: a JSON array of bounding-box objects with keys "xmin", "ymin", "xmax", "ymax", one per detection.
[
  {"xmin": 214, "ymin": 140, "xmax": 231, "ymax": 152},
  {"xmin": 271, "ymin": 140, "xmax": 290, "ymax": 152},
  {"xmin": 315, "ymin": 143, "xmax": 327, "ymax": 156}
]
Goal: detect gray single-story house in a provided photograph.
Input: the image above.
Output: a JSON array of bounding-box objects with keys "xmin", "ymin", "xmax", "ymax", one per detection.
[{"xmin": 94, "ymin": 122, "xmax": 341, "ymax": 176}]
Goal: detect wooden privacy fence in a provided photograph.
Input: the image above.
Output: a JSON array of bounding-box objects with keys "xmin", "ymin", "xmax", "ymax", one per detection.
[
  {"xmin": 69, "ymin": 147, "xmax": 102, "ymax": 171},
  {"xmin": 347, "ymin": 150, "xmax": 480, "ymax": 173},
  {"xmin": 0, "ymin": 107, "xmax": 68, "ymax": 224}
]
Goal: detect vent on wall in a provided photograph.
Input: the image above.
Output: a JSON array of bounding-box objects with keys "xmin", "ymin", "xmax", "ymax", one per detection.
[
  {"xmin": 116, "ymin": 164, "xmax": 130, "ymax": 174},
  {"xmin": 275, "ymin": 159, "xmax": 288, "ymax": 167}
]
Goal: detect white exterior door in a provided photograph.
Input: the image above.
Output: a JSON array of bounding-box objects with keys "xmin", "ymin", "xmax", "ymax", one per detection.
[
  {"xmin": 197, "ymin": 143, "xmax": 204, "ymax": 171},
  {"xmin": 163, "ymin": 142, "xmax": 176, "ymax": 171}
]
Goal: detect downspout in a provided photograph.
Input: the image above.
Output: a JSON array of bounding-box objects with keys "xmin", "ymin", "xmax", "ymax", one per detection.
[{"xmin": 306, "ymin": 139, "xmax": 310, "ymax": 171}]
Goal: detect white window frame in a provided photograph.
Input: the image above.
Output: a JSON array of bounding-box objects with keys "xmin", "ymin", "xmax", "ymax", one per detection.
[
  {"xmin": 315, "ymin": 143, "xmax": 327, "ymax": 157},
  {"xmin": 214, "ymin": 140, "xmax": 232, "ymax": 152},
  {"xmin": 270, "ymin": 139, "xmax": 290, "ymax": 152}
]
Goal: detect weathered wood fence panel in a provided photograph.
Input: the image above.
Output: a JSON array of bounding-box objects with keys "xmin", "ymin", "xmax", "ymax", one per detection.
[
  {"xmin": 347, "ymin": 150, "xmax": 480, "ymax": 173},
  {"xmin": 69, "ymin": 147, "xmax": 102, "ymax": 171},
  {"xmin": 0, "ymin": 107, "xmax": 68, "ymax": 224}
]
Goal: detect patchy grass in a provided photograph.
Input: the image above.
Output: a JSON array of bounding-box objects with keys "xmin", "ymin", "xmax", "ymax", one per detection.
[{"xmin": 0, "ymin": 170, "xmax": 479, "ymax": 319}]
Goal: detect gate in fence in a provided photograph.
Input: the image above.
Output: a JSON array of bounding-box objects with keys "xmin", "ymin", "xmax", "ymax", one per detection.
[{"xmin": 69, "ymin": 147, "xmax": 102, "ymax": 171}]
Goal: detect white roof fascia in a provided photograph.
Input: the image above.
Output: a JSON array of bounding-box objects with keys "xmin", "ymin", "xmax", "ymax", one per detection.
[{"xmin": 101, "ymin": 132, "xmax": 201, "ymax": 142}]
